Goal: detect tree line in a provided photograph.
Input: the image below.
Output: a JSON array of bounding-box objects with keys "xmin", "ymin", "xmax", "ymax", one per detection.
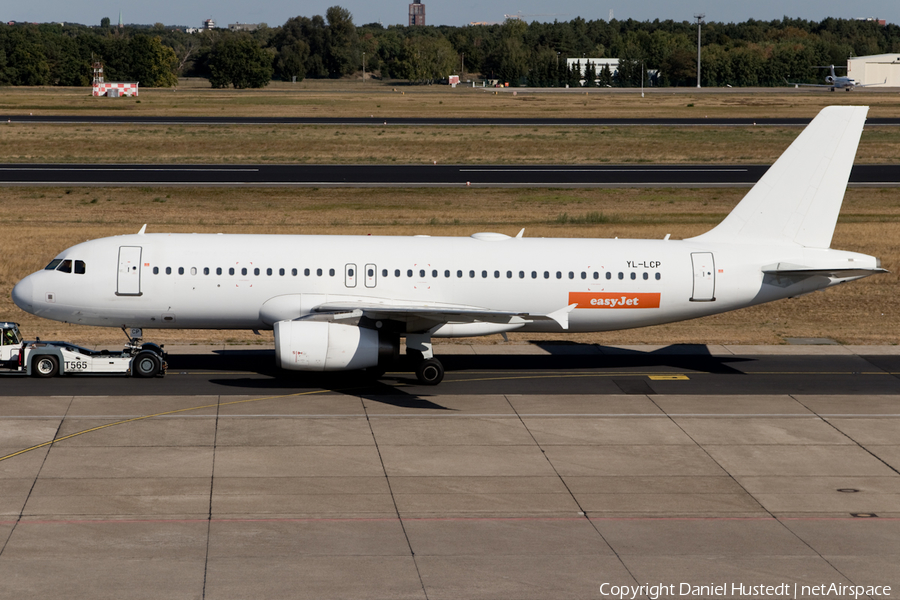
[{"xmin": 1, "ymin": 10, "xmax": 899, "ymax": 88}]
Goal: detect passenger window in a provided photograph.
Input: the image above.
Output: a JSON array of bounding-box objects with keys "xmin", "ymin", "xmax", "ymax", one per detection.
[
  {"xmin": 369, "ymin": 268, "xmax": 375, "ymax": 277},
  {"xmin": 618, "ymin": 272, "xmax": 623, "ymax": 280},
  {"xmin": 419, "ymin": 269, "xmax": 425, "ymax": 278},
  {"xmin": 57, "ymin": 260, "xmax": 72, "ymax": 273},
  {"xmin": 348, "ymin": 268, "xmax": 354, "ymax": 277},
  {"xmin": 482, "ymin": 271, "xmax": 488, "ymax": 278},
  {"xmin": 630, "ymin": 272, "xmax": 636, "ymax": 280},
  {"xmin": 556, "ymin": 271, "xmax": 562, "ymax": 279},
  {"xmin": 655, "ymin": 272, "xmax": 661, "ymax": 280},
  {"xmin": 292, "ymin": 268, "xmax": 297, "ymax": 276},
  {"xmin": 593, "ymin": 272, "xmax": 599, "ymax": 280},
  {"xmin": 544, "ymin": 271, "xmax": 549, "ymax": 279},
  {"xmin": 229, "ymin": 268, "xmax": 235, "ymax": 276},
  {"xmin": 279, "ymin": 268, "xmax": 285, "ymax": 276},
  {"xmin": 395, "ymin": 269, "xmax": 401, "ymax": 277},
  {"xmin": 407, "ymin": 269, "xmax": 413, "ymax": 277},
  {"xmin": 217, "ymin": 267, "xmax": 223, "ymax": 275},
  {"xmin": 444, "ymin": 270, "xmax": 450, "ymax": 278},
  {"xmin": 469, "ymin": 270, "xmax": 475, "ymax": 278},
  {"xmin": 494, "ymin": 271, "xmax": 500, "ymax": 278},
  {"xmin": 203, "ymin": 267, "xmax": 210, "ymax": 275},
  {"xmin": 44, "ymin": 259, "xmax": 62, "ymax": 270},
  {"xmin": 153, "ymin": 267, "xmax": 159, "ymax": 275},
  {"xmin": 242, "ymin": 268, "xmax": 248, "ymax": 276},
  {"xmin": 317, "ymin": 268, "xmax": 323, "ymax": 276},
  {"xmin": 532, "ymin": 271, "xmax": 537, "ymax": 279},
  {"xmin": 166, "ymin": 267, "xmax": 172, "ymax": 275},
  {"xmin": 518, "ymin": 271, "xmax": 524, "ymax": 279},
  {"xmin": 432, "ymin": 270, "xmax": 438, "ymax": 278},
  {"xmin": 580, "ymin": 272, "xmax": 586, "ymax": 280},
  {"xmin": 305, "ymin": 268, "xmax": 311, "ymax": 276},
  {"xmin": 179, "ymin": 267, "xmax": 185, "ymax": 275},
  {"xmin": 382, "ymin": 269, "xmax": 388, "ymax": 277},
  {"xmin": 75, "ymin": 261, "xmax": 86, "ymax": 275},
  {"xmin": 457, "ymin": 270, "xmax": 463, "ymax": 278},
  {"xmin": 254, "ymin": 268, "xmax": 260, "ymax": 276},
  {"xmin": 507, "ymin": 271, "xmax": 513, "ymax": 279},
  {"xmin": 643, "ymin": 272, "xmax": 648, "ymax": 280},
  {"xmin": 568, "ymin": 272, "xmax": 574, "ymax": 279},
  {"xmin": 329, "ymin": 268, "xmax": 335, "ymax": 277},
  {"xmin": 606, "ymin": 272, "xmax": 611, "ymax": 280},
  {"xmin": 191, "ymin": 267, "xmax": 198, "ymax": 276}
]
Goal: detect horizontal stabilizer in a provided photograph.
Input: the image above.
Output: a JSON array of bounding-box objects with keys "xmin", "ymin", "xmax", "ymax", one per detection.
[{"xmin": 690, "ymin": 106, "xmax": 868, "ymax": 248}]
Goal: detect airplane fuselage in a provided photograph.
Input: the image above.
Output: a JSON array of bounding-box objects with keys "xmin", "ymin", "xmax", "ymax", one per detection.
[{"xmin": 12, "ymin": 232, "xmax": 876, "ymax": 335}]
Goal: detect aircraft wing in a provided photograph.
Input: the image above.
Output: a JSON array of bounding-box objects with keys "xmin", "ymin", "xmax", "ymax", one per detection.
[
  {"xmin": 852, "ymin": 79, "xmax": 887, "ymax": 88},
  {"xmin": 313, "ymin": 301, "xmax": 578, "ymax": 329}
]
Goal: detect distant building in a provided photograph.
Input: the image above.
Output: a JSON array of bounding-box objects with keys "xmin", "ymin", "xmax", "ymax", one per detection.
[
  {"xmin": 409, "ymin": 0, "xmax": 425, "ymax": 26},
  {"xmin": 228, "ymin": 22, "xmax": 259, "ymax": 32},
  {"xmin": 203, "ymin": 18, "xmax": 215, "ymax": 29},
  {"xmin": 847, "ymin": 54, "xmax": 900, "ymax": 87},
  {"xmin": 567, "ymin": 58, "xmax": 620, "ymax": 78},
  {"xmin": 91, "ymin": 61, "xmax": 138, "ymax": 97}
]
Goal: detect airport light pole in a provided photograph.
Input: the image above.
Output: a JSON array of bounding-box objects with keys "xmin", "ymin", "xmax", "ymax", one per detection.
[{"xmin": 694, "ymin": 14, "xmax": 704, "ymax": 88}]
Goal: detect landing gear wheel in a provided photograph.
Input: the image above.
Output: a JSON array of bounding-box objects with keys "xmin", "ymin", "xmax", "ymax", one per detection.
[
  {"xmin": 133, "ymin": 352, "xmax": 161, "ymax": 378},
  {"xmin": 33, "ymin": 355, "xmax": 59, "ymax": 377},
  {"xmin": 415, "ymin": 358, "xmax": 444, "ymax": 386}
]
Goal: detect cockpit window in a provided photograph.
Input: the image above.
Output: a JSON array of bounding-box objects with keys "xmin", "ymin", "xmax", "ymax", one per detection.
[
  {"xmin": 57, "ymin": 259, "xmax": 72, "ymax": 273},
  {"xmin": 44, "ymin": 259, "xmax": 62, "ymax": 271},
  {"xmin": 74, "ymin": 260, "xmax": 86, "ymax": 275}
]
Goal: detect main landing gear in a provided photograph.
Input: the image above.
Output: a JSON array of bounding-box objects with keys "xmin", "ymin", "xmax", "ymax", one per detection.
[{"xmin": 406, "ymin": 334, "xmax": 444, "ymax": 385}]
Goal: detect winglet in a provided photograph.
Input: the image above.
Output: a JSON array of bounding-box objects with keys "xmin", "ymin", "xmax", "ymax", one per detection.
[
  {"xmin": 546, "ymin": 303, "xmax": 578, "ymax": 330},
  {"xmin": 137, "ymin": 224, "xmax": 147, "ymax": 235}
]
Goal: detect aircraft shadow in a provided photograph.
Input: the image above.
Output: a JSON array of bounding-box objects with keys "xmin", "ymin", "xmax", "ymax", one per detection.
[{"xmin": 176, "ymin": 343, "xmax": 751, "ymax": 406}]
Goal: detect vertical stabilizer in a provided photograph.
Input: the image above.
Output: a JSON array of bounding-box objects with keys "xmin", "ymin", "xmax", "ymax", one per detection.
[{"xmin": 690, "ymin": 106, "xmax": 868, "ymax": 248}]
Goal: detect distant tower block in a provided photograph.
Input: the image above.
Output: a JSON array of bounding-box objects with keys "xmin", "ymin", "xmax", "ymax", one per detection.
[{"xmin": 409, "ymin": 0, "xmax": 425, "ymax": 26}]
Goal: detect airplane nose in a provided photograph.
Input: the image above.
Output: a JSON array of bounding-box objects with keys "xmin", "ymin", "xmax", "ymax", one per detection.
[{"xmin": 11, "ymin": 276, "xmax": 34, "ymax": 313}]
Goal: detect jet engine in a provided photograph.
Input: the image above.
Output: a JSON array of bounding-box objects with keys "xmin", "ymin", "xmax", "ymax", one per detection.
[{"xmin": 274, "ymin": 320, "xmax": 397, "ymax": 372}]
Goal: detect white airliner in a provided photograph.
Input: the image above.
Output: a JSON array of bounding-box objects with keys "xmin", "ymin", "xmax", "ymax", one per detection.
[{"xmin": 11, "ymin": 106, "xmax": 885, "ymax": 385}]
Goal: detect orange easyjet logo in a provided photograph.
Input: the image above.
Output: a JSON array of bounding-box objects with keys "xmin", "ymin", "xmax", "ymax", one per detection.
[{"xmin": 569, "ymin": 292, "xmax": 661, "ymax": 309}]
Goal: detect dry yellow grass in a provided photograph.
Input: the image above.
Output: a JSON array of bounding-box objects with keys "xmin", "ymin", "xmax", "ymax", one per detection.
[
  {"xmin": 3, "ymin": 83, "xmax": 900, "ymax": 119},
  {"xmin": 4, "ymin": 123, "xmax": 900, "ymax": 165},
  {"xmin": 1, "ymin": 186, "xmax": 896, "ymax": 348}
]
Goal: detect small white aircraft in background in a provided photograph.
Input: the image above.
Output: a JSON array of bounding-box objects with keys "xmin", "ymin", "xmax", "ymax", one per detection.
[
  {"xmin": 11, "ymin": 106, "xmax": 885, "ymax": 385},
  {"xmin": 787, "ymin": 65, "xmax": 885, "ymax": 91}
]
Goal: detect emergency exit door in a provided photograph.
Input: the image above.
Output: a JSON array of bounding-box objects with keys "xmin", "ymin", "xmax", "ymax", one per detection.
[
  {"xmin": 690, "ymin": 252, "xmax": 716, "ymax": 302},
  {"xmin": 117, "ymin": 246, "xmax": 142, "ymax": 296}
]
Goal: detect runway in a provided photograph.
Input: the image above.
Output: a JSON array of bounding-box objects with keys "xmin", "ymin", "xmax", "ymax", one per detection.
[
  {"xmin": 5, "ymin": 114, "xmax": 900, "ymax": 126},
  {"xmin": 2, "ymin": 163, "xmax": 900, "ymax": 187},
  {"xmin": 0, "ymin": 345, "xmax": 898, "ymax": 598}
]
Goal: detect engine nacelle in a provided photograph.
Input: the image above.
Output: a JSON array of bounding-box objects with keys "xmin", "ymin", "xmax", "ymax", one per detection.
[{"xmin": 274, "ymin": 320, "xmax": 396, "ymax": 371}]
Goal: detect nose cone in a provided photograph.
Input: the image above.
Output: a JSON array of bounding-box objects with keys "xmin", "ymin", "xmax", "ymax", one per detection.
[{"xmin": 11, "ymin": 276, "xmax": 34, "ymax": 314}]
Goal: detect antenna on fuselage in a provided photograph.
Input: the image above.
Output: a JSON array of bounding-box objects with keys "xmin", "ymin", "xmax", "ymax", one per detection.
[{"xmin": 137, "ymin": 224, "xmax": 147, "ymax": 235}]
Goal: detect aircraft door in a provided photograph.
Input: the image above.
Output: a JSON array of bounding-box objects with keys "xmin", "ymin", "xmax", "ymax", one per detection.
[
  {"xmin": 345, "ymin": 264, "xmax": 357, "ymax": 288},
  {"xmin": 117, "ymin": 246, "xmax": 142, "ymax": 296},
  {"xmin": 690, "ymin": 252, "xmax": 716, "ymax": 302},
  {"xmin": 365, "ymin": 264, "xmax": 377, "ymax": 288}
]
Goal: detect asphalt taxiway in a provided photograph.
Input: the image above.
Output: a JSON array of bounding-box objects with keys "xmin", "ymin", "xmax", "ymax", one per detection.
[
  {"xmin": 2, "ymin": 163, "xmax": 899, "ymax": 187},
  {"xmin": 1, "ymin": 344, "xmax": 898, "ymax": 598}
]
